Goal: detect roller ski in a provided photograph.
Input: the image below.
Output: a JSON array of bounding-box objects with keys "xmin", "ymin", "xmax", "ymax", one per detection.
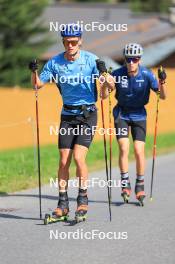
[
  {"xmin": 136, "ymin": 193, "xmax": 145, "ymax": 206},
  {"xmin": 44, "ymin": 192, "xmax": 69, "ymax": 225},
  {"xmin": 121, "ymin": 188, "xmax": 131, "ymax": 203},
  {"xmin": 121, "ymin": 177, "xmax": 131, "ymax": 204},
  {"xmin": 75, "ymin": 189, "xmax": 88, "ymax": 223},
  {"xmin": 44, "ymin": 213, "xmax": 69, "ymax": 225},
  {"xmin": 135, "ymin": 176, "xmax": 145, "ymax": 207}
]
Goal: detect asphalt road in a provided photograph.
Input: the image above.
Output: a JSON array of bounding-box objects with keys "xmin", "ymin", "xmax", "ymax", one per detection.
[{"xmin": 0, "ymin": 153, "xmax": 175, "ymax": 264}]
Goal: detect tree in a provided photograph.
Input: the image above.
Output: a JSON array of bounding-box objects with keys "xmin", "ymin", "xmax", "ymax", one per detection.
[
  {"xmin": 130, "ymin": 0, "xmax": 172, "ymax": 13},
  {"xmin": 0, "ymin": 0, "xmax": 52, "ymax": 87}
]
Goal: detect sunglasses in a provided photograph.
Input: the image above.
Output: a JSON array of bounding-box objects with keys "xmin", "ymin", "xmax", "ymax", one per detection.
[
  {"xmin": 125, "ymin": 57, "xmax": 140, "ymax": 63},
  {"xmin": 63, "ymin": 40, "xmax": 79, "ymax": 46}
]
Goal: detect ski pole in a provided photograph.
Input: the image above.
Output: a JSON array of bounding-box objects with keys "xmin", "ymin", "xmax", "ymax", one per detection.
[
  {"xmin": 108, "ymin": 67, "xmax": 113, "ymax": 201},
  {"xmin": 150, "ymin": 91, "xmax": 160, "ymax": 201},
  {"xmin": 96, "ymin": 59, "xmax": 112, "ymax": 221},
  {"xmin": 150, "ymin": 65, "xmax": 167, "ymax": 201},
  {"xmin": 150, "ymin": 67, "xmax": 163, "ymax": 201},
  {"xmin": 34, "ymin": 63, "xmax": 42, "ymax": 219},
  {"xmin": 100, "ymin": 87, "xmax": 112, "ymax": 221}
]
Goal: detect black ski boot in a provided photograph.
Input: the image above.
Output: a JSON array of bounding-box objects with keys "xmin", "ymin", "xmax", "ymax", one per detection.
[
  {"xmin": 44, "ymin": 192, "xmax": 69, "ymax": 225},
  {"xmin": 75, "ymin": 189, "xmax": 88, "ymax": 223},
  {"xmin": 135, "ymin": 176, "xmax": 145, "ymax": 206}
]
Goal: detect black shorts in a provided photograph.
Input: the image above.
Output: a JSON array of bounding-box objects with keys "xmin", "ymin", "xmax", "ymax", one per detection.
[
  {"xmin": 58, "ymin": 110, "xmax": 97, "ymax": 149},
  {"xmin": 114, "ymin": 118, "xmax": 146, "ymax": 142}
]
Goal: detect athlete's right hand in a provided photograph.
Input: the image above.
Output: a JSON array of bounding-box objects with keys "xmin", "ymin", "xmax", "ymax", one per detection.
[
  {"xmin": 96, "ymin": 59, "xmax": 107, "ymax": 74},
  {"xmin": 29, "ymin": 59, "xmax": 38, "ymax": 72}
]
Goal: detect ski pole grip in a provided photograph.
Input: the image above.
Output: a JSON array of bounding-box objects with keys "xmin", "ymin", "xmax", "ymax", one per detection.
[
  {"xmin": 96, "ymin": 59, "xmax": 107, "ymax": 75},
  {"xmin": 158, "ymin": 65, "xmax": 166, "ymax": 83}
]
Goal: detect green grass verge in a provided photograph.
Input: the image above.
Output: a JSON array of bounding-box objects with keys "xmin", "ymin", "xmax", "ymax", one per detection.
[{"xmin": 0, "ymin": 133, "xmax": 175, "ymax": 193}]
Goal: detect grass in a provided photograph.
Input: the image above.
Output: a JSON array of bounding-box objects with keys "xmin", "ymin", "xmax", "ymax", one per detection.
[{"xmin": 0, "ymin": 132, "xmax": 175, "ymax": 193}]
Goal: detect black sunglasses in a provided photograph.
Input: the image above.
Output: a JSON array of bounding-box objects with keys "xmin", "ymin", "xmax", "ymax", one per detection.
[{"xmin": 125, "ymin": 57, "xmax": 140, "ymax": 63}]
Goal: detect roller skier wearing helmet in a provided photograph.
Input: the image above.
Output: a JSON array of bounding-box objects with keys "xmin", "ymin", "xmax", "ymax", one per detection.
[
  {"xmin": 99, "ymin": 43, "xmax": 167, "ymax": 206},
  {"xmin": 29, "ymin": 24, "xmax": 99, "ymax": 223}
]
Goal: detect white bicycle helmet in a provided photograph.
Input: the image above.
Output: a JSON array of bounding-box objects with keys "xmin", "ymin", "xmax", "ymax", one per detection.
[{"xmin": 124, "ymin": 43, "xmax": 143, "ymax": 57}]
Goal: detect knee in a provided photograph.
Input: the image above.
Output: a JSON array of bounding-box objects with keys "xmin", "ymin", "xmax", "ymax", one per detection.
[
  {"xmin": 119, "ymin": 144, "xmax": 129, "ymax": 157},
  {"xmin": 134, "ymin": 146, "xmax": 144, "ymax": 158},
  {"xmin": 73, "ymin": 153, "xmax": 85, "ymax": 166},
  {"xmin": 59, "ymin": 158, "xmax": 70, "ymax": 170}
]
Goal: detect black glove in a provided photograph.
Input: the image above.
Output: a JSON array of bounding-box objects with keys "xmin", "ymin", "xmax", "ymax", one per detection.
[
  {"xmin": 158, "ymin": 66, "xmax": 166, "ymax": 82},
  {"xmin": 28, "ymin": 59, "xmax": 38, "ymax": 72},
  {"xmin": 96, "ymin": 59, "xmax": 107, "ymax": 74}
]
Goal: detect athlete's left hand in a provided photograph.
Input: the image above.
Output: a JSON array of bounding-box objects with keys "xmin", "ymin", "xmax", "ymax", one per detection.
[
  {"xmin": 99, "ymin": 73, "xmax": 115, "ymax": 89},
  {"xmin": 158, "ymin": 66, "xmax": 166, "ymax": 82}
]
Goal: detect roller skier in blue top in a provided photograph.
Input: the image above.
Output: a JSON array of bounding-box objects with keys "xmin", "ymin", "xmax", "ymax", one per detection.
[
  {"xmin": 100, "ymin": 43, "xmax": 167, "ymax": 206},
  {"xmin": 29, "ymin": 24, "xmax": 99, "ymax": 223}
]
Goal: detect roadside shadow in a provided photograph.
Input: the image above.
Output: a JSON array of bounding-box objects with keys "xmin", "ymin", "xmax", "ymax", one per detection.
[
  {"xmin": 115, "ymin": 201, "xmax": 141, "ymax": 207},
  {"xmin": 1, "ymin": 193, "xmax": 143, "ymax": 207},
  {"xmin": 1, "ymin": 193, "xmax": 112, "ymax": 205},
  {"xmin": 0, "ymin": 213, "xmax": 39, "ymax": 221},
  {"xmin": 0, "ymin": 193, "xmax": 58, "ymax": 200}
]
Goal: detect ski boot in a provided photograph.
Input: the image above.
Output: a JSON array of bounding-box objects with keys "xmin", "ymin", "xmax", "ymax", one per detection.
[
  {"xmin": 75, "ymin": 189, "xmax": 88, "ymax": 223},
  {"xmin": 44, "ymin": 192, "xmax": 69, "ymax": 225},
  {"xmin": 135, "ymin": 177, "xmax": 145, "ymax": 207}
]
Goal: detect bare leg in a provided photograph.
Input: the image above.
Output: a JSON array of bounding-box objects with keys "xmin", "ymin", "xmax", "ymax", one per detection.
[
  {"xmin": 73, "ymin": 144, "xmax": 88, "ymax": 189},
  {"xmin": 58, "ymin": 149, "xmax": 73, "ymax": 191},
  {"xmin": 118, "ymin": 138, "xmax": 131, "ymax": 199},
  {"xmin": 134, "ymin": 140, "xmax": 145, "ymax": 176},
  {"xmin": 134, "ymin": 140, "xmax": 145, "ymax": 203},
  {"xmin": 118, "ymin": 138, "xmax": 130, "ymax": 173}
]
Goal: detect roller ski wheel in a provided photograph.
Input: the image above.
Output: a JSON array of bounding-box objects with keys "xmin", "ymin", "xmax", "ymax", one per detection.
[
  {"xmin": 44, "ymin": 214, "xmax": 50, "ymax": 225},
  {"xmin": 121, "ymin": 189, "xmax": 131, "ymax": 204},
  {"xmin": 136, "ymin": 192, "xmax": 145, "ymax": 207}
]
